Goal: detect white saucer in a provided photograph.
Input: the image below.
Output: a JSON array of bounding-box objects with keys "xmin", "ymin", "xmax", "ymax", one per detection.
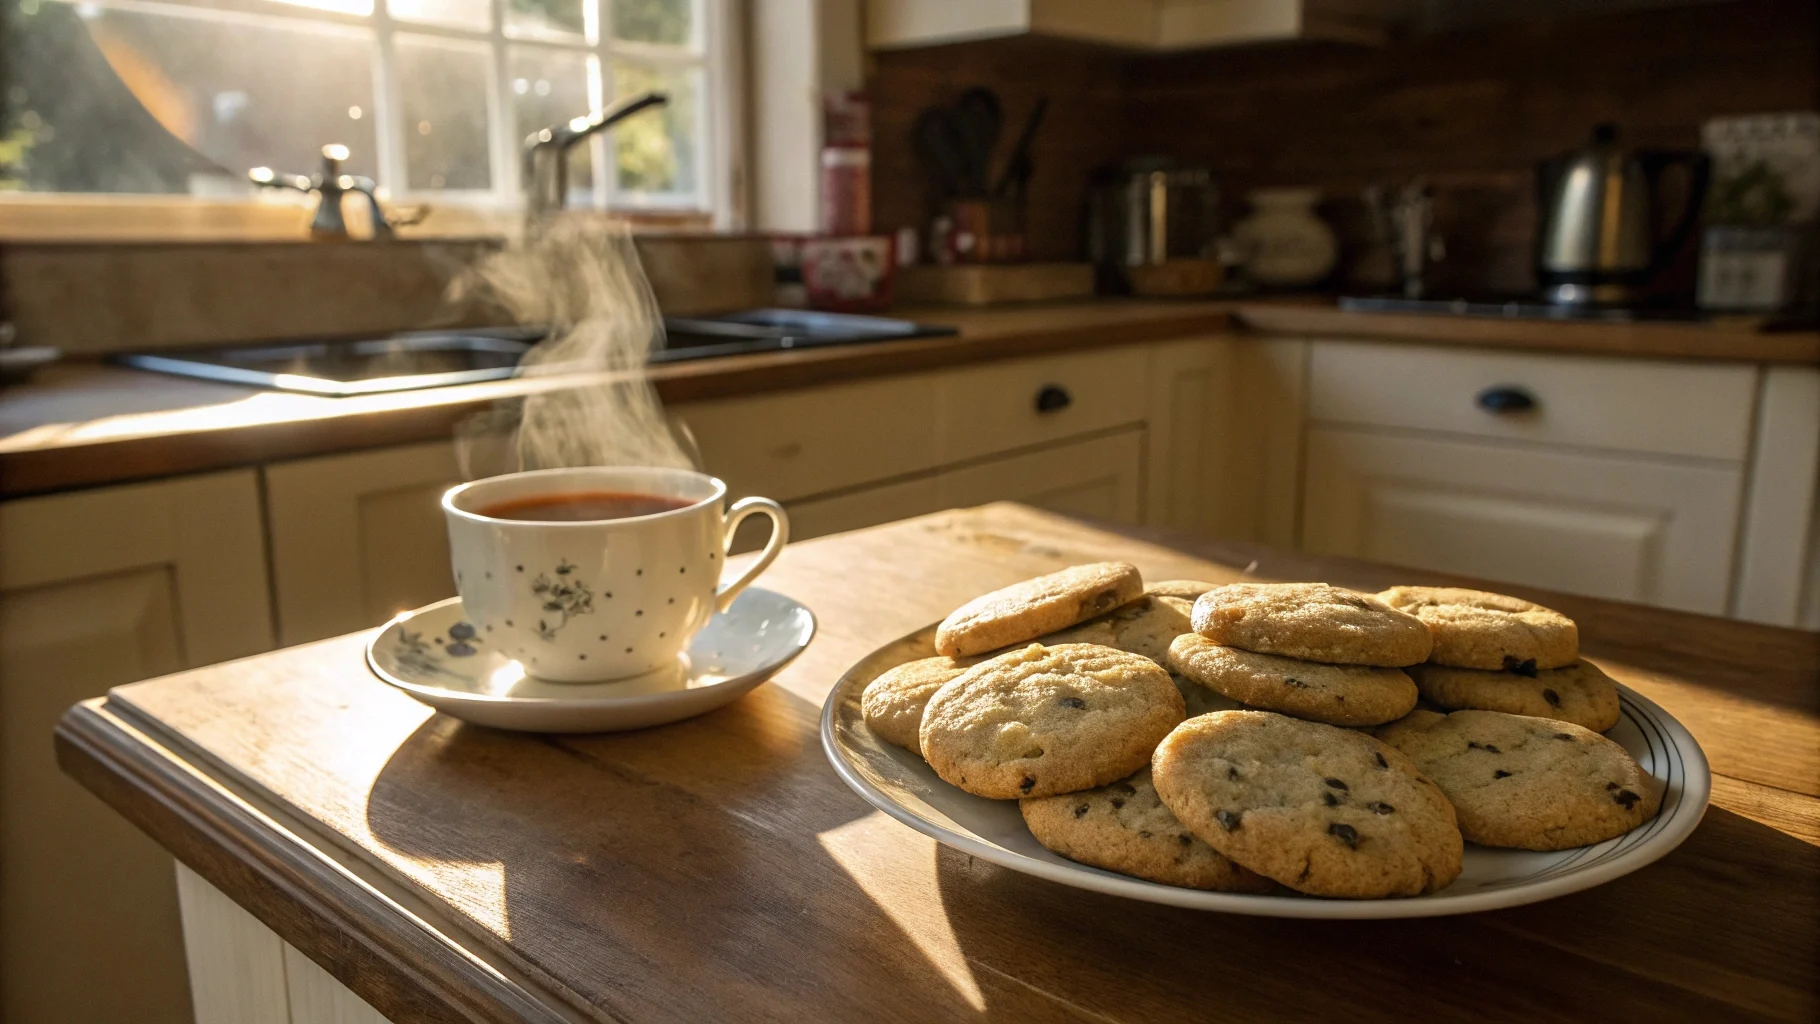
[{"xmin": 368, "ymin": 588, "xmax": 814, "ymax": 732}]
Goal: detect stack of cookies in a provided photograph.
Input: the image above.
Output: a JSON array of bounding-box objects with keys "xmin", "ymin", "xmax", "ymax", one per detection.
[{"xmin": 858, "ymin": 564, "xmax": 1662, "ymax": 900}]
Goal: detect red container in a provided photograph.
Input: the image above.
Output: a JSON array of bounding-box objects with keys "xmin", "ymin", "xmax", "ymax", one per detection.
[{"xmin": 801, "ymin": 235, "xmax": 895, "ymax": 313}]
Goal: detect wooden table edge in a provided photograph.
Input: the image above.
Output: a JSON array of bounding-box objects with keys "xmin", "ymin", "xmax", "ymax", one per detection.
[{"xmin": 55, "ymin": 697, "xmax": 570, "ymax": 1024}]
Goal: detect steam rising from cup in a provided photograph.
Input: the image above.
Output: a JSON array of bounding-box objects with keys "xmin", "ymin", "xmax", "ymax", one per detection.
[{"xmin": 449, "ymin": 219, "xmax": 697, "ymax": 480}]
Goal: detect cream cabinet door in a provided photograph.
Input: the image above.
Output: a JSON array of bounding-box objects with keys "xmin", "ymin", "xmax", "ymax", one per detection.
[
  {"xmin": 1301, "ymin": 427, "xmax": 1745, "ymax": 614},
  {"xmin": 939, "ymin": 429, "xmax": 1146, "ymax": 524},
  {"xmin": 265, "ymin": 441, "xmax": 463, "ymax": 646},
  {"xmin": 0, "ymin": 471, "xmax": 273, "ymax": 1024}
]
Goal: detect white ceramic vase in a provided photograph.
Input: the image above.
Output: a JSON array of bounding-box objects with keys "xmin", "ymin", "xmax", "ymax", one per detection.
[{"xmin": 1233, "ymin": 188, "xmax": 1339, "ymax": 287}]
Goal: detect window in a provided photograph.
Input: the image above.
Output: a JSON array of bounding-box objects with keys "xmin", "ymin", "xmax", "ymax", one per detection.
[{"xmin": 0, "ymin": 0, "xmax": 727, "ymax": 217}]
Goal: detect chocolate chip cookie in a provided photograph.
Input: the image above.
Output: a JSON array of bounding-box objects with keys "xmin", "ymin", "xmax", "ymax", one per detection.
[
  {"xmin": 1167, "ymin": 634, "xmax": 1418, "ymax": 727},
  {"xmin": 861, "ymin": 656, "xmax": 979, "ymax": 755},
  {"xmin": 1151, "ymin": 711, "xmax": 1462, "ymax": 898},
  {"xmin": 1376, "ymin": 586, "xmax": 1578, "ymax": 672},
  {"xmin": 935, "ymin": 562, "xmax": 1145, "ymax": 658},
  {"xmin": 1044, "ymin": 594, "xmax": 1196, "ymax": 664},
  {"xmin": 1146, "ymin": 579, "xmax": 1222, "ymax": 600},
  {"xmin": 1376, "ymin": 709, "xmax": 1659, "ymax": 851},
  {"xmin": 1409, "ymin": 659, "xmax": 1620, "ymax": 733},
  {"xmin": 1020, "ymin": 768, "xmax": 1275, "ymax": 892},
  {"xmin": 1191, "ymin": 583, "xmax": 1433, "ymax": 667},
  {"xmin": 920, "ymin": 643, "xmax": 1185, "ymax": 800}
]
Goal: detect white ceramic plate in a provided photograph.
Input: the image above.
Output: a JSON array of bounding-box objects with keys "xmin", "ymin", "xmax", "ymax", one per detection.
[
  {"xmin": 821, "ymin": 623, "xmax": 1712, "ymax": 918},
  {"xmin": 369, "ymin": 588, "xmax": 814, "ymax": 732}
]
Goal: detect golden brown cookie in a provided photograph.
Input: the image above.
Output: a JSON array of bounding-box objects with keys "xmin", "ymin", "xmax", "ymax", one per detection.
[
  {"xmin": 861, "ymin": 656, "xmax": 979, "ymax": 755},
  {"xmin": 1020, "ymin": 768, "xmax": 1275, "ymax": 892},
  {"xmin": 935, "ymin": 563, "xmax": 1145, "ymax": 657},
  {"xmin": 1376, "ymin": 709, "xmax": 1659, "ymax": 850},
  {"xmin": 1145, "ymin": 579, "xmax": 1222, "ymax": 600},
  {"xmin": 1408, "ymin": 659, "xmax": 1620, "ymax": 733},
  {"xmin": 1167, "ymin": 634, "xmax": 1418, "ymax": 727},
  {"xmin": 1152, "ymin": 711, "xmax": 1462, "ymax": 898},
  {"xmin": 919, "ymin": 643, "xmax": 1185, "ymax": 799},
  {"xmin": 1191, "ymin": 583, "xmax": 1432, "ymax": 667},
  {"xmin": 1044, "ymin": 594, "xmax": 1195, "ymax": 664},
  {"xmin": 1376, "ymin": 586, "xmax": 1578, "ymax": 671}
]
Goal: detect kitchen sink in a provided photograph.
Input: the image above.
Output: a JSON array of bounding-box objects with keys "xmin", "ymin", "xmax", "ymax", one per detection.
[{"xmin": 116, "ymin": 310, "xmax": 955, "ymax": 396}]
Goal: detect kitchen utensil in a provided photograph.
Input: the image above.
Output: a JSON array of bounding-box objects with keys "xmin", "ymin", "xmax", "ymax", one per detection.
[
  {"xmin": 442, "ymin": 466, "xmax": 788, "ymax": 682},
  {"xmin": 994, "ymin": 95, "xmax": 1048, "ymax": 204},
  {"xmin": 367, "ymin": 588, "xmax": 813, "ymax": 732},
  {"xmin": 822, "ymin": 621, "xmax": 1710, "ymax": 918},
  {"xmin": 1087, "ymin": 157, "xmax": 1221, "ymax": 292},
  {"xmin": 914, "ymin": 109, "xmax": 973, "ymax": 198},
  {"xmin": 1536, "ymin": 123, "xmax": 1711, "ymax": 306},
  {"xmin": 1364, "ymin": 179, "xmax": 1445, "ymax": 299},
  {"xmin": 913, "ymin": 90, "xmax": 1003, "ymax": 199}
]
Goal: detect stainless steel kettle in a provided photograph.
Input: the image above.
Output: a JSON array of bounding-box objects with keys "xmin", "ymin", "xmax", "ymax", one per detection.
[{"xmin": 1535, "ymin": 124, "xmax": 1710, "ymax": 306}]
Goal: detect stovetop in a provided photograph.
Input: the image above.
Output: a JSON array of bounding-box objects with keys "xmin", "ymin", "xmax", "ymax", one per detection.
[{"xmin": 1339, "ymin": 295, "xmax": 1711, "ymax": 323}]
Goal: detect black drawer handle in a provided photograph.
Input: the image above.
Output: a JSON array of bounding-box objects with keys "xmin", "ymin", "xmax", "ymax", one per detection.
[
  {"xmin": 1476, "ymin": 385, "xmax": 1537, "ymax": 414},
  {"xmin": 1034, "ymin": 384, "xmax": 1072, "ymax": 414}
]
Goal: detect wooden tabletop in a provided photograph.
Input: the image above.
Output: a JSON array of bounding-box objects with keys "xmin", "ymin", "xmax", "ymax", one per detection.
[{"xmin": 57, "ymin": 504, "xmax": 1820, "ymax": 1023}]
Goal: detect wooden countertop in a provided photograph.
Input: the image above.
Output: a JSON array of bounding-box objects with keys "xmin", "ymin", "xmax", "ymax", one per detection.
[
  {"xmin": 3, "ymin": 297, "xmax": 1814, "ymax": 499},
  {"xmin": 57, "ymin": 504, "xmax": 1820, "ymax": 1024}
]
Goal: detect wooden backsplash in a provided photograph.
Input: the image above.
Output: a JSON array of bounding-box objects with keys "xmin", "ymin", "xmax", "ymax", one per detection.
[{"xmin": 868, "ymin": 0, "xmax": 1820, "ymax": 295}]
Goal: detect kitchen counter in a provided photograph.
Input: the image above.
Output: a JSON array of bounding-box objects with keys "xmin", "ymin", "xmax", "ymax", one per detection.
[
  {"xmin": 3, "ymin": 297, "xmax": 1815, "ymax": 498},
  {"xmin": 57, "ymin": 504, "xmax": 1820, "ymax": 1023}
]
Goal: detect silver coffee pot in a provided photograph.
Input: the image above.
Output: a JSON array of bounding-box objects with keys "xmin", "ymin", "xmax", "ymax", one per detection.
[{"xmin": 1535, "ymin": 124, "xmax": 1709, "ymax": 306}]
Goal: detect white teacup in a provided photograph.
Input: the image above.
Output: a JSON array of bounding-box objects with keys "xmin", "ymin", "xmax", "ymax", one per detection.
[{"xmin": 441, "ymin": 467, "xmax": 789, "ymax": 682}]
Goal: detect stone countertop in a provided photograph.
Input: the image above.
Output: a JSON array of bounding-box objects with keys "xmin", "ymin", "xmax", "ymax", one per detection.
[{"xmin": 2, "ymin": 297, "xmax": 1814, "ymax": 499}]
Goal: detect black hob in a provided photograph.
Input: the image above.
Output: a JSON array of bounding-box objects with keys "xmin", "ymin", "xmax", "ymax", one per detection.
[{"xmin": 1338, "ymin": 296, "xmax": 1709, "ymax": 323}]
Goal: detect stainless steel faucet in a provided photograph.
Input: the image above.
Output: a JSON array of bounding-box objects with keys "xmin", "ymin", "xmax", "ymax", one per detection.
[
  {"xmin": 249, "ymin": 144, "xmax": 421, "ymax": 241},
  {"xmin": 522, "ymin": 91, "xmax": 668, "ymax": 226}
]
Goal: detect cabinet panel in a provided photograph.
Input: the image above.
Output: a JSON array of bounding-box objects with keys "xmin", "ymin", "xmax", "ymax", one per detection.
[
  {"xmin": 675, "ymin": 374, "xmax": 940, "ymax": 504},
  {"xmin": 266, "ymin": 441, "xmax": 463, "ymax": 645},
  {"xmin": 936, "ymin": 348, "xmax": 1147, "ymax": 465},
  {"xmin": 1302, "ymin": 427, "xmax": 1743, "ymax": 614},
  {"xmin": 939, "ymin": 429, "xmax": 1145, "ymax": 524},
  {"xmin": 0, "ymin": 471, "xmax": 271, "ymax": 1024},
  {"xmin": 1733, "ymin": 366, "xmax": 1820, "ymax": 627},
  {"xmin": 1309, "ymin": 341, "xmax": 1757, "ymax": 461},
  {"xmin": 787, "ymin": 476, "xmax": 946, "ymax": 544}
]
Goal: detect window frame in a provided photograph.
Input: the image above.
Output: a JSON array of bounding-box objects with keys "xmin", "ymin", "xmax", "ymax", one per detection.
[{"xmin": 0, "ymin": 0, "xmax": 743, "ymax": 239}]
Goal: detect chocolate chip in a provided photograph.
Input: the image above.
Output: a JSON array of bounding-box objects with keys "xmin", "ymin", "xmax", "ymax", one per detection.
[
  {"xmin": 1468, "ymin": 742, "xmax": 1502, "ymax": 754},
  {"xmin": 1613, "ymin": 789, "xmax": 1642, "ymax": 810},
  {"xmin": 1227, "ymin": 766, "xmax": 1241, "ymax": 781},
  {"xmin": 1554, "ymin": 733, "xmax": 1575, "ymax": 741},
  {"xmin": 1328, "ymin": 822, "xmax": 1359, "ymax": 849},
  {"xmin": 1058, "ymin": 696, "xmax": 1087, "ymax": 709},
  {"xmin": 1605, "ymin": 782, "xmax": 1619, "ymax": 790},
  {"xmin": 1115, "ymin": 782, "xmax": 1137, "ymax": 795},
  {"xmin": 1019, "ymin": 777, "xmax": 1036, "ymax": 793},
  {"xmin": 1323, "ymin": 792, "xmax": 1340, "ymax": 807},
  {"xmin": 1110, "ymin": 797, "xmax": 1125, "ymax": 809},
  {"xmin": 1543, "ymin": 688, "xmax": 1562, "ymax": 707},
  {"xmin": 1178, "ymin": 834, "xmax": 1193, "ymax": 846},
  {"xmin": 1503, "ymin": 656, "xmax": 1539, "ymax": 677},
  {"xmin": 1494, "ymin": 769, "xmax": 1512, "ymax": 779},
  {"xmin": 1138, "ymin": 830, "xmax": 1153, "ymax": 839},
  {"xmin": 1074, "ymin": 804, "xmax": 1089, "ymax": 818},
  {"xmin": 1374, "ymin": 752, "xmax": 1389, "ymax": 769},
  {"xmin": 1367, "ymin": 802, "xmax": 1394, "ymax": 815},
  {"xmin": 1216, "ymin": 810, "xmax": 1242, "ymax": 831},
  {"xmin": 1283, "ymin": 677, "xmax": 1308, "ymax": 688},
  {"xmin": 1324, "ymin": 777, "xmax": 1348, "ymax": 790}
]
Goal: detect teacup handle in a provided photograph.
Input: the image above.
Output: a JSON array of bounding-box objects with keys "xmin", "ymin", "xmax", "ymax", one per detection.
[{"xmin": 716, "ymin": 497, "xmax": 790, "ymax": 613}]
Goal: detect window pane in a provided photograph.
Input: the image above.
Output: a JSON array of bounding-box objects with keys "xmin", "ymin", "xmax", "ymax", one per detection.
[
  {"xmin": 4, "ymin": 1, "xmax": 375, "ymax": 193},
  {"xmin": 510, "ymin": 47, "xmax": 596, "ymax": 207},
  {"xmin": 611, "ymin": 61, "xmax": 697, "ymax": 200},
  {"xmin": 505, "ymin": 0, "xmax": 586, "ymax": 41},
  {"xmin": 389, "ymin": 0, "xmax": 490, "ymax": 32},
  {"xmin": 611, "ymin": 0, "xmax": 691, "ymax": 46},
  {"xmin": 395, "ymin": 36, "xmax": 491, "ymax": 191}
]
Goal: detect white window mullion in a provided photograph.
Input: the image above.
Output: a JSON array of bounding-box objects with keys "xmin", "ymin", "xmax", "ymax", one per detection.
[
  {"xmin": 371, "ymin": 0, "xmax": 407, "ymax": 193},
  {"xmin": 488, "ymin": 0, "xmax": 516, "ymax": 206}
]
